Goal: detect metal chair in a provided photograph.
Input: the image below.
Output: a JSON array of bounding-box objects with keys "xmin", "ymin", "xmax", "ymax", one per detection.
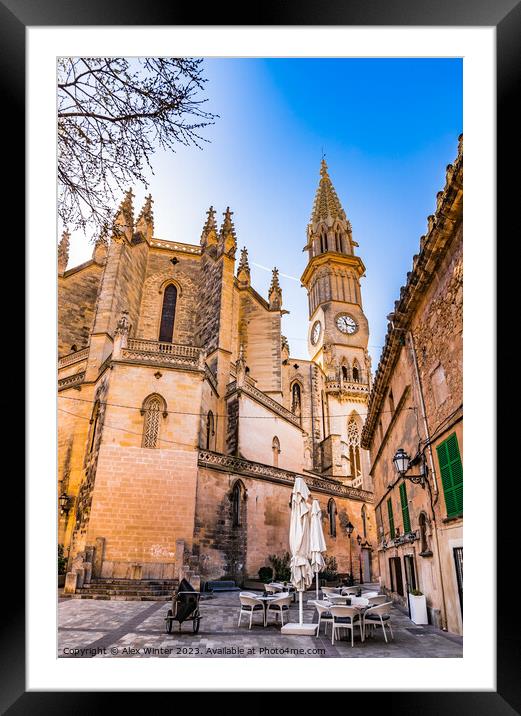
[
  {"xmin": 363, "ymin": 602, "xmax": 394, "ymax": 642},
  {"xmin": 330, "ymin": 605, "xmax": 364, "ymax": 647}
]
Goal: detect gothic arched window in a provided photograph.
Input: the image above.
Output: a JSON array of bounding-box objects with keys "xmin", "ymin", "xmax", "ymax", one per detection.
[
  {"xmin": 141, "ymin": 394, "xmax": 167, "ymax": 448},
  {"xmin": 232, "ymin": 481, "xmax": 242, "ymax": 527},
  {"xmin": 328, "ymin": 498, "xmax": 337, "ymax": 537},
  {"xmin": 291, "ymin": 382, "xmax": 302, "ymax": 418},
  {"xmin": 320, "ymin": 230, "xmax": 328, "ymax": 254},
  {"xmin": 361, "ymin": 504, "xmax": 367, "ymax": 538},
  {"xmin": 206, "ymin": 411, "xmax": 215, "ymax": 450},
  {"xmin": 272, "ymin": 436, "xmax": 281, "ymax": 467},
  {"xmin": 335, "ymin": 230, "xmax": 342, "ymax": 252},
  {"xmin": 341, "ymin": 365, "xmax": 349, "ymax": 382},
  {"xmin": 159, "ymin": 284, "xmax": 177, "ymax": 343},
  {"xmin": 352, "ymin": 361, "xmax": 360, "ymax": 382},
  {"xmin": 419, "ymin": 512, "xmax": 430, "ymax": 554},
  {"xmin": 347, "ymin": 416, "xmax": 362, "ymax": 480}
]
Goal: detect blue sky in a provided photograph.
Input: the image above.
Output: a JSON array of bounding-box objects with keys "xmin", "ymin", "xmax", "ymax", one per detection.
[{"xmin": 67, "ymin": 57, "xmax": 462, "ymax": 369}]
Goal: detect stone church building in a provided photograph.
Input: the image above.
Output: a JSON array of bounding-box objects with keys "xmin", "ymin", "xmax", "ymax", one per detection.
[{"xmin": 58, "ymin": 161, "xmax": 377, "ymax": 593}]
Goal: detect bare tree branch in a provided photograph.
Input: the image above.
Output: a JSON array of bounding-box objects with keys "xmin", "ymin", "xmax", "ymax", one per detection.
[{"xmin": 57, "ymin": 57, "xmax": 217, "ymax": 235}]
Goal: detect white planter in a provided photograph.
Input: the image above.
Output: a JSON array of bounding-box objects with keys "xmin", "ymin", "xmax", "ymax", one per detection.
[{"xmin": 409, "ymin": 594, "xmax": 428, "ymax": 624}]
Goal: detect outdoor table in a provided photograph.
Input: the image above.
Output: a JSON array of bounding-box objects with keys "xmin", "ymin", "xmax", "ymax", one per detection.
[
  {"xmin": 257, "ymin": 594, "xmax": 281, "ymax": 626},
  {"xmin": 323, "ymin": 598, "xmax": 369, "ymax": 642}
]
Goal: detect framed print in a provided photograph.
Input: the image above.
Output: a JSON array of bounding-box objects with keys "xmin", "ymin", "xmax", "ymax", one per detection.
[{"xmin": 4, "ymin": 0, "xmax": 518, "ymax": 709}]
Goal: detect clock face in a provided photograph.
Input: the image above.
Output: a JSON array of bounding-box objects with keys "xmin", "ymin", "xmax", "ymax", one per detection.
[
  {"xmin": 336, "ymin": 314, "xmax": 357, "ymax": 335},
  {"xmin": 311, "ymin": 321, "xmax": 322, "ymax": 345}
]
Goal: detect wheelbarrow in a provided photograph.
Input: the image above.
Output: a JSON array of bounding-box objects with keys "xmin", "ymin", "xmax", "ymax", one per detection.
[{"xmin": 165, "ymin": 578, "xmax": 202, "ymax": 634}]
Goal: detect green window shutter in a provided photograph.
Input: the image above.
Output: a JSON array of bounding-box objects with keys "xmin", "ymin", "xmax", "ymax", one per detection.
[
  {"xmin": 387, "ymin": 498, "xmax": 395, "ymax": 539},
  {"xmin": 437, "ymin": 433, "xmax": 463, "ymax": 517},
  {"xmin": 399, "ymin": 482, "xmax": 411, "ymax": 533}
]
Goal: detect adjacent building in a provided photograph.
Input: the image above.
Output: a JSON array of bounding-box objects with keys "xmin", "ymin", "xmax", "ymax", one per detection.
[{"xmin": 361, "ymin": 136, "xmax": 463, "ymax": 634}]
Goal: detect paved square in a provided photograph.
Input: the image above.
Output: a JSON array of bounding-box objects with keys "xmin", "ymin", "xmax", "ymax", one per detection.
[{"xmin": 59, "ymin": 587, "xmax": 462, "ymax": 658}]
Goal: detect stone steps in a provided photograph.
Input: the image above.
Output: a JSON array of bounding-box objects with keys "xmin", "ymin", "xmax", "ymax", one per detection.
[{"xmin": 68, "ymin": 577, "xmax": 178, "ymax": 601}]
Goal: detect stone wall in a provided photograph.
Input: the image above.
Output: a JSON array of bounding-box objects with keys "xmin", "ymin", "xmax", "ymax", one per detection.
[
  {"xmin": 412, "ymin": 225, "xmax": 463, "ymax": 436},
  {"xmin": 136, "ymin": 249, "xmax": 201, "ymax": 345},
  {"xmin": 58, "ymin": 263, "xmax": 103, "ymax": 356},
  {"xmin": 239, "ymin": 292, "xmax": 282, "ymax": 394},
  {"xmin": 194, "ymin": 465, "xmax": 376, "ymax": 583},
  {"xmin": 86, "ymin": 444, "xmax": 198, "ymax": 566},
  {"xmin": 197, "ymin": 251, "xmax": 224, "ymax": 353}
]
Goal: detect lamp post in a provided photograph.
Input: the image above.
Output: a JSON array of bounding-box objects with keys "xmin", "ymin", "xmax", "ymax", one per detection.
[
  {"xmin": 356, "ymin": 534, "xmax": 363, "ymax": 583},
  {"xmin": 346, "ymin": 520, "xmax": 354, "ymax": 583}
]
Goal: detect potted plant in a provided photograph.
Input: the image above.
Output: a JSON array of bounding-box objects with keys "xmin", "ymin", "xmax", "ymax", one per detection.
[
  {"xmin": 409, "ymin": 589, "xmax": 428, "ymax": 624},
  {"xmin": 258, "ymin": 566, "xmax": 273, "ymax": 583}
]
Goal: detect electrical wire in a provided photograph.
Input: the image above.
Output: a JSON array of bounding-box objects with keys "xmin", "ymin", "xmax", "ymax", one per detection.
[{"xmin": 58, "ymin": 392, "xmax": 415, "ymax": 421}]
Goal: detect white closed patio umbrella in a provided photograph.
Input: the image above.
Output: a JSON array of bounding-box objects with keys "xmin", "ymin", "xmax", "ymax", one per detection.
[
  {"xmin": 281, "ymin": 477, "xmax": 316, "ymax": 635},
  {"xmin": 309, "ymin": 499, "xmax": 327, "ymax": 601}
]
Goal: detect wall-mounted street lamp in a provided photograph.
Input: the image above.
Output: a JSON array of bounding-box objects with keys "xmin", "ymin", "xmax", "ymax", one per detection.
[
  {"xmin": 392, "ymin": 448, "xmax": 427, "ymax": 488},
  {"xmin": 59, "ymin": 492, "xmax": 73, "ymax": 516}
]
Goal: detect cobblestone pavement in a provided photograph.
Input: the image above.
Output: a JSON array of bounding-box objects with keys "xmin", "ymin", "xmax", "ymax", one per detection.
[{"xmin": 58, "ymin": 587, "xmax": 462, "ymax": 658}]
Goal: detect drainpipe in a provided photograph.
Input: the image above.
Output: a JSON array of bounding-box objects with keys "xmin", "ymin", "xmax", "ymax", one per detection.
[
  {"xmin": 309, "ymin": 364, "xmax": 316, "ymax": 469},
  {"xmin": 407, "ymin": 330, "xmax": 448, "ymax": 631}
]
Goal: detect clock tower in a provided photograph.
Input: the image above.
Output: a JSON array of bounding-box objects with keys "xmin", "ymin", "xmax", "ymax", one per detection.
[{"xmin": 301, "ymin": 159, "xmax": 372, "ymax": 487}]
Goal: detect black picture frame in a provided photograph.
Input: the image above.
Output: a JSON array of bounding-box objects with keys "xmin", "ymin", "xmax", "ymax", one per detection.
[{"xmin": 6, "ymin": 0, "xmax": 518, "ymax": 710}]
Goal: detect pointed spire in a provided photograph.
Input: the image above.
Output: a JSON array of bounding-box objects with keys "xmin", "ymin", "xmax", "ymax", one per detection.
[
  {"xmin": 136, "ymin": 194, "xmax": 153, "ymax": 227},
  {"xmin": 113, "ymin": 188, "xmax": 134, "ymax": 242},
  {"xmin": 310, "ymin": 159, "xmax": 347, "ymax": 226},
  {"xmin": 269, "ymin": 267, "xmax": 282, "ymax": 310},
  {"xmin": 58, "ymin": 230, "xmax": 70, "ymax": 275},
  {"xmin": 220, "ymin": 206, "xmax": 236, "ymax": 238},
  {"xmin": 200, "ymin": 205, "xmax": 218, "ymax": 247},
  {"xmin": 237, "ymin": 246, "xmax": 251, "ymax": 287},
  {"xmin": 92, "ymin": 227, "xmax": 109, "ymax": 264},
  {"xmin": 220, "ymin": 206, "xmax": 237, "ymax": 257}
]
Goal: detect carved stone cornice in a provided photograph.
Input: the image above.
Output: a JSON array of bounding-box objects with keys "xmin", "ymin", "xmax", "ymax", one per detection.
[{"xmin": 198, "ymin": 450, "xmax": 373, "ymax": 502}]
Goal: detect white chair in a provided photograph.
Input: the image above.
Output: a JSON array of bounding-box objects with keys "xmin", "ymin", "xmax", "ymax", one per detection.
[
  {"xmin": 363, "ymin": 602, "xmax": 394, "ymax": 642},
  {"xmin": 330, "ymin": 605, "xmax": 364, "ymax": 647},
  {"xmin": 341, "ymin": 586, "xmax": 361, "ymax": 596},
  {"xmin": 238, "ymin": 594, "xmax": 266, "ymax": 629},
  {"xmin": 322, "ymin": 586, "xmax": 342, "ymax": 598},
  {"xmin": 266, "ymin": 594, "xmax": 292, "ymax": 627},
  {"xmin": 313, "ymin": 600, "xmax": 334, "ymax": 636},
  {"xmin": 367, "ymin": 595, "xmax": 388, "ymax": 607},
  {"xmin": 264, "ymin": 583, "xmax": 278, "ymax": 595},
  {"xmin": 350, "ymin": 596, "xmax": 369, "ymax": 608}
]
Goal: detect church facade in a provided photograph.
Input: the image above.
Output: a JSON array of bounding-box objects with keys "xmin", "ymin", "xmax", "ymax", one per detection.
[{"xmin": 58, "ymin": 162, "xmax": 377, "ymax": 591}]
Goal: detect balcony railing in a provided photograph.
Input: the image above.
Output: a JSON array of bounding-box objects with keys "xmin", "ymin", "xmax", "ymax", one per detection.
[
  {"xmin": 325, "ymin": 378, "xmax": 369, "ymax": 397},
  {"xmin": 120, "ymin": 339, "xmax": 203, "ymax": 369},
  {"xmin": 58, "ymin": 347, "xmax": 89, "ymax": 369},
  {"xmin": 58, "ymin": 371, "xmax": 85, "ymax": 390},
  {"xmin": 226, "ymin": 379, "xmax": 301, "ymax": 428},
  {"xmin": 126, "ymin": 339, "xmax": 200, "ymax": 357}
]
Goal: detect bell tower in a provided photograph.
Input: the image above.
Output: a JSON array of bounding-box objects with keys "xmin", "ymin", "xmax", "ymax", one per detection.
[{"xmin": 301, "ymin": 160, "xmax": 371, "ymax": 487}]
